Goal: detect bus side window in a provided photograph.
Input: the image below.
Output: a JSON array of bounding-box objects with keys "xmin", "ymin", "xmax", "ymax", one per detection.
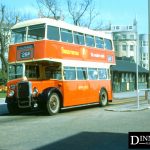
[
  {"xmin": 26, "ymin": 65, "xmax": 40, "ymax": 78},
  {"xmin": 74, "ymin": 32, "xmax": 85, "ymax": 45},
  {"xmin": 104, "ymin": 39, "xmax": 112, "ymax": 50},
  {"xmin": 85, "ymin": 35, "xmax": 95, "ymax": 47},
  {"xmin": 47, "ymin": 26, "xmax": 60, "ymax": 41},
  {"xmin": 88, "ymin": 68, "xmax": 98, "ymax": 80},
  {"xmin": 77, "ymin": 67, "xmax": 87, "ymax": 80},
  {"xmin": 61, "ymin": 29, "xmax": 73, "ymax": 43},
  {"xmin": 64, "ymin": 67, "xmax": 76, "ymax": 80},
  {"xmin": 98, "ymin": 68, "xmax": 107, "ymax": 79},
  {"xmin": 27, "ymin": 24, "xmax": 45, "ymax": 41},
  {"xmin": 12, "ymin": 27, "xmax": 26, "ymax": 43},
  {"xmin": 45, "ymin": 66, "xmax": 62, "ymax": 80},
  {"xmin": 95, "ymin": 37, "xmax": 104, "ymax": 49}
]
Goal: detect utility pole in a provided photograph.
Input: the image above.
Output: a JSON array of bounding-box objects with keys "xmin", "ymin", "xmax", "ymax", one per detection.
[
  {"xmin": 148, "ymin": 0, "xmax": 150, "ymax": 88},
  {"xmin": 135, "ymin": 17, "xmax": 139, "ymax": 109}
]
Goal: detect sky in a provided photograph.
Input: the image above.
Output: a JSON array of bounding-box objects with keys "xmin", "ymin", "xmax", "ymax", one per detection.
[{"xmin": 1, "ymin": 0, "xmax": 148, "ymax": 34}]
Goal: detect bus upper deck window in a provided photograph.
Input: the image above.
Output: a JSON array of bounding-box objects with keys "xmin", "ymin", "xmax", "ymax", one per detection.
[
  {"xmin": 11, "ymin": 27, "xmax": 26, "ymax": 44},
  {"xmin": 104, "ymin": 39, "xmax": 112, "ymax": 50},
  {"xmin": 95, "ymin": 37, "xmax": 104, "ymax": 49},
  {"xmin": 27, "ymin": 24, "xmax": 45, "ymax": 42},
  {"xmin": 74, "ymin": 32, "xmax": 85, "ymax": 45},
  {"xmin": 85, "ymin": 35, "xmax": 95, "ymax": 47},
  {"xmin": 47, "ymin": 26, "xmax": 60, "ymax": 41},
  {"xmin": 60, "ymin": 29, "xmax": 73, "ymax": 43}
]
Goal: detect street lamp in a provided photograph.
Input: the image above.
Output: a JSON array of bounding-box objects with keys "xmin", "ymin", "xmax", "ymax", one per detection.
[
  {"xmin": 136, "ymin": 29, "xmax": 140, "ymax": 109},
  {"xmin": 134, "ymin": 18, "xmax": 140, "ymax": 109}
]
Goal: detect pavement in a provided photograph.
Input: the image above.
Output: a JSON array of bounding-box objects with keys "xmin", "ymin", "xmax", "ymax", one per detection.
[
  {"xmin": 113, "ymin": 90, "xmax": 146, "ymax": 99},
  {"xmin": 0, "ymin": 98, "xmax": 7, "ymax": 115},
  {"xmin": 0, "ymin": 98, "xmax": 5, "ymax": 105},
  {"xmin": 0, "ymin": 91, "xmax": 150, "ymax": 114},
  {"xmin": 107, "ymin": 91, "xmax": 150, "ymax": 112}
]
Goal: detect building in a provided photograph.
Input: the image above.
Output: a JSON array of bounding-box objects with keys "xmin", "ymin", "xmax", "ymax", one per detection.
[
  {"xmin": 111, "ymin": 57, "xmax": 148, "ymax": 93},
  {"xmin": 109, "ymin": 20, "xmax": 149, "ymax": 93},
  {"xmin": 111, "ymin": 20, "xmax": 138, "ymax": 63},
  {"xmin": 139, "ymin": 34, "xmax": 149, "ymax": 70}
]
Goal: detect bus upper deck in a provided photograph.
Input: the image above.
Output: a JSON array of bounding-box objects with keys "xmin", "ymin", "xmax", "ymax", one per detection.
[{"xmin": 9, "ymin": 18, "xmax": 115, "ymax": 65}]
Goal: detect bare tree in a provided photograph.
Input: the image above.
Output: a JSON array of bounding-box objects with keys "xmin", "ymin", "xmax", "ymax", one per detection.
[
  {"xmin": 0, "ymin": 4, "xmax": 30, "ymax": 78},
  {"xmin": 67, "ymin": 0, "xmax": 104, "ymax": 29},
  {"xmin": 67, "ymin": 0, "xmax": 90, "ymax": 26},
  {"xmin": 35, "ymin": 0, "xmax": 104, "ymax": 29},
  {"xmin": 79, "ymin": 0, "xmax": 100, "ymax": 28},
  {"xmin": 0, "ymin": 4, "xmax": 11, "ymax": 77},
  {"xmin": 36, "ymin": 0, "xmax": 63, "ymax": 19}
]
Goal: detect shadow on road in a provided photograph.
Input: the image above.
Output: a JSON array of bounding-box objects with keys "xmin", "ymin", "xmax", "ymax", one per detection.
[
  {"xmin": 0, "ymin": 103, "xmax": 101, "ymax": 116},
  {"xmin": 35, "ymin": 132, "xmax": 128, "ymax": 150}
]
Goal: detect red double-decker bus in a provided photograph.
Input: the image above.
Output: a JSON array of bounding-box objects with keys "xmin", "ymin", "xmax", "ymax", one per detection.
[{"xmin": 6, "ymin": 18, "xmax": 115, "ymax": 115}]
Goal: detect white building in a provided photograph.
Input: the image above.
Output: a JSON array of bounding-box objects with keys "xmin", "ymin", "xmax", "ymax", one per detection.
[
  {"xmin": 139, "ymin": 34, "xmax": 149, "ymax": 70},
  {"xmin": 111, "ymin": 20, "xmax": 138, "ymax": 63}
]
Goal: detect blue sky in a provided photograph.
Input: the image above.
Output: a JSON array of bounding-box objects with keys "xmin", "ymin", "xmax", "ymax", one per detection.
[
  {"xmin": 96, "ymin": 0, "xmax": 148, "ymax": 34},
  {"xmin": 1, "ymin": 0, "xmax": 148, "ymax": 34}
]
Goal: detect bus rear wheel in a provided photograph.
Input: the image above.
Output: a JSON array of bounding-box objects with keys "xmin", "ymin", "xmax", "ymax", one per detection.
[
  {"xmin": 99, "ymin": 89, "xmax": 108, "ymax": 107},
  {"xmin": 46, "ymin": 93, "xmax": 60, "ymax": 115}
]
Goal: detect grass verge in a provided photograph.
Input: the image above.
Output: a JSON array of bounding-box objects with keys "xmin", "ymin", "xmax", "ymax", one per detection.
[{"xmin": 0, "ymin": 92, "xmax": 6, "ymax": 98}]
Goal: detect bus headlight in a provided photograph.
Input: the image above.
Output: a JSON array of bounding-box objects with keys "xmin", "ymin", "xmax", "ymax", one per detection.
[
  {"xmin": 33, "ymin": 87, "xmax": 38, "ymax": 96},
  {"xmin": 8, "ymin": 90, "xmax": 15, "ymax": 97},
  {"xmin": 10, "ymin": 84, "xmax": 16, "ymax": 90}
]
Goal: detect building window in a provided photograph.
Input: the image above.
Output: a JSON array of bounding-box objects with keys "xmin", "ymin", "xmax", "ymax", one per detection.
[
  {"xmin": 122, "ymin": 34, "xmax": 126, "ymax": 39},
  {"xmin": 129, "ymin": 73, "xmax": 133, "ymax": 82},
  {"xmin": 130, "ymin": 34, "xmax": 134, "ymax": 40},
  {"xmin": 116, "ymin": 26, "xmax": 120, "ymax": 30},
  {"xmin": 121, "ymin": 73, "xmax": 125, "ymax": 82},
  {"xmin": 143, "ymin": 53, "xmax": 146, "ymax": 57},
  {"xmin": 143, "ymin": 41, "xmax": 148, "ymax": 46},
  {"xmin": 125, "ymin": 73, "xmax": 129, "ymax": 82},
  {"xmin": 143, "ymin": 64, "xmax": 146, "ymax": 68},
  {"xmin": 130, "ymin": 45, "xmax": 134, "ymax": 51},
  {"xmin": 122, "ymin": 44, "xmax": 127, "ymax": 51},
  {"xmin": 115, "ymin": 44, "xmax": 119, "ymax": 51},
  {"xmin": 128, "ymin": 26, "xmax": 133, "ymax": 29}
]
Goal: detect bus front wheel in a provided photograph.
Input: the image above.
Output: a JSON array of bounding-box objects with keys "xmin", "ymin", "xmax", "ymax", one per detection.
[
  {"xmin": 99, "ymin": 89, "xmax": 108, "ymax": 107},
  {"xmin": 46, "ymin": 93, "xmax": 60, "ymax": 115}
]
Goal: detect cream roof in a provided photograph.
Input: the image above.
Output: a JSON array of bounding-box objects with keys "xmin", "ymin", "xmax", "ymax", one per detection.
[{"xmin": 12, "ymin": 18, "xmax": 112, "ymax": 39}]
